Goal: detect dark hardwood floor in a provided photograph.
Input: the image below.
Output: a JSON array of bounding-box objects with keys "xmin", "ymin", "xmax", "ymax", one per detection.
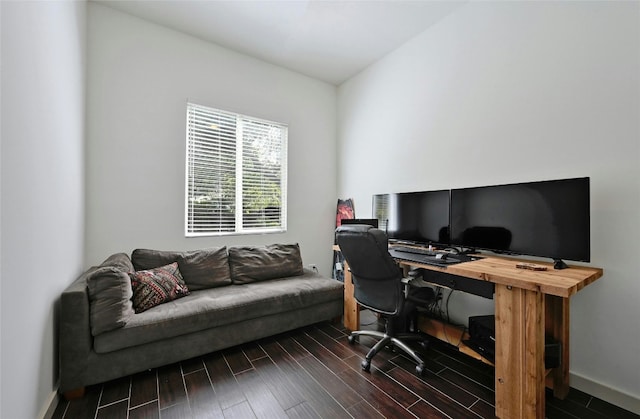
[{"xmin": 54, "ymin": 311, "xmax": 639, "ymax": 419}]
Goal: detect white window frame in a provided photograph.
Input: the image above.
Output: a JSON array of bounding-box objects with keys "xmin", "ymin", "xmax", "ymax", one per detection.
[{"xmin": 185, "ymin": 102, "xmax": 288, "ymax": 237}]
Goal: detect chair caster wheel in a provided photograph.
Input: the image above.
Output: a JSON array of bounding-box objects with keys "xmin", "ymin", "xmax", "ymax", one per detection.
[
  {"xmin": 348, "ymin": 335, "xmax": 356, "ymax": 345},
  {"xmin": 415, "ymin": 364, "xmax": 425, "ymax": 376},
  {"xmin": 419, "ymin": 340, "xmax": 429, "ymax": 350},
  {"xmin": 361, "ymin": 359, "xmax": 371, "ymax": 372}
]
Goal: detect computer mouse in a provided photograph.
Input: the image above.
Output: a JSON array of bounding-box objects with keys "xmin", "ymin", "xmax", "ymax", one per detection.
[{"xmin": 436, "ymin": 253, "xmax": 448, "ymax": 260}]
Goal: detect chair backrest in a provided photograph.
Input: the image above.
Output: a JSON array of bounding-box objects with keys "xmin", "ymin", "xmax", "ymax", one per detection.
[{"xmin": 335, "ymin": 224, "xmax": 403, "ymax": 315}]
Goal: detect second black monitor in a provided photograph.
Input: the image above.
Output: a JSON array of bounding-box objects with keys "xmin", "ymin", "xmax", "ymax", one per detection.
[{"xmin": 449, "ymin": 177, "xmax": 590, "ymax": 263}]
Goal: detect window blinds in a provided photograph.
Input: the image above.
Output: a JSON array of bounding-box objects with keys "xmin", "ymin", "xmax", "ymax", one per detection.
[{"xmin": 186, "ymin": 103, "xmax": 287, "ymax": 236}]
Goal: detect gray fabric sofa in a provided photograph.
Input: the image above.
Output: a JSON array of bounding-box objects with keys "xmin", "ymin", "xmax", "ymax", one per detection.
[{"xmin": 59, "ymin": 244, "xmax": 343, "ymax": 398}]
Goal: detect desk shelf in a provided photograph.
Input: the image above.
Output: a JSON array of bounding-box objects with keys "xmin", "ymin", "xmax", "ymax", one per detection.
[
  {"xmin": 419, "ymin": 315, "xmax": 555, "ymax": 386},
  {"xmin": 417, "ymin": 315, "xmax": 494, "ymax": 366}
]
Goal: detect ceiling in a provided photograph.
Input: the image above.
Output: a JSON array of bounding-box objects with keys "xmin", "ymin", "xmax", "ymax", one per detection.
[{"xmin": 94, "ymin": 0, "xmax": 464, "ymax": 85}]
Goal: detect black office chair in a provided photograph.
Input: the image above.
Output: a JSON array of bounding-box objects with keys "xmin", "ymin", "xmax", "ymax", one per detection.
[{"xmin": 335, "ymin": 224, "xmax": 434, "ymax": 375}]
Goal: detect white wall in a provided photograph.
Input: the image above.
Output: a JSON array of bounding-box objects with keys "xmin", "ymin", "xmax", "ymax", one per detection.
[
  {"xmin": 1, "ymin": 2, "xmax": 86, "ymax": 418},
  {"xmin": 86, "ymin": 4, "xmax": 337, "ymax": 273},
  {"xmin": 338, "ymin": 1, "xmax": 639, "ymax": 412}
]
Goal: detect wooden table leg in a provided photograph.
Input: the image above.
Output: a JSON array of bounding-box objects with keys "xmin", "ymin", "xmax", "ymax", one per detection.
[
  {"xmin": 495, "ymin": 284, "xmax": 545, "ymax": 419},
  {"xmin": 342, "ymin": 261, "xmax": 360, "ymax": 331},
  {"xmin": 545, "ymin": 294, "xmax": 571, "ymax": 399}
]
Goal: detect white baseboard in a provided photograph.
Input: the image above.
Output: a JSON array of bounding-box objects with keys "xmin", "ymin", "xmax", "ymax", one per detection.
[
  {"xmin": 38, "ymin": 389, "xmax": 60, "ymax": 419},
  {"xmin": 570, "ymin": 372, "xmax": 640, "ymax": 415}
]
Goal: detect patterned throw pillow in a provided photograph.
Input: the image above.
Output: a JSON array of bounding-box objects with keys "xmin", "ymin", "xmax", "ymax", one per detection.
[{"xmin": 129, "ymin": 262, "xmax": 190, "ymax": 313}]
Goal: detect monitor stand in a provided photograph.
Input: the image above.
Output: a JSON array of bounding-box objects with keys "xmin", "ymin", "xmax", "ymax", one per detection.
[{"xmin": 553, "ymin": 259, "xmax": 568, "ymax": 270}]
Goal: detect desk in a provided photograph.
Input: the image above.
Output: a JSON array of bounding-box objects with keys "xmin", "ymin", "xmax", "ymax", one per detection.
[{"xmin": 334, "ymin": 245, "xmax": 603, "ymax": 419}]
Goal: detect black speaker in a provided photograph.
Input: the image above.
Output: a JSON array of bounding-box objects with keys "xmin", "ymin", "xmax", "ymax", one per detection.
[
  {"xmin": 469, "ymin": 315, "xmax": 495, "ymax": 343},
  {"xmin": 466, "ymin": 315, "xmax": 562, "ymax": 368}
]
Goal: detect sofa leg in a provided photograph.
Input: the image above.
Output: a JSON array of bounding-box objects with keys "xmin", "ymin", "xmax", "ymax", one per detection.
[{"xmin": 63, "ymin": 387, "xmax": 85, "ymax": 400}]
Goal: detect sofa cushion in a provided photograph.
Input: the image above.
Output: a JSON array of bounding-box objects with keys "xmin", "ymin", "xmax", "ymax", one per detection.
[
  {"xmin": 131, "ymin": 248, "xmax": 231, "ymax": 290},
  {"xmin": 86, "ymin": 253, "xmax": 135, "ymax": 336},
  {"xmin": 129, "ymin": 262, "xmax": 190, "ymax": 313},
  {"xmin": 229, "ymin": 243, "xmax": 304, "ymax": 284},
  {"xmin": 100, "ymin": 252, "xmax": 135, "ymax": 272},
  {"xmin": 178, "ymin": 248, "xmax": 232, "ymax": 290},
  {"xmin": 131, "ymin": 248, "xmax": 180, "ymax": 272},
  {"xmin": 93, "ymin": 269, "xmax": 344, "ymax": 353}
]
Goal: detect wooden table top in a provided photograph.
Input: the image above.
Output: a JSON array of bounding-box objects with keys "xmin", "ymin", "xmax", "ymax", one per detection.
[{"xmin": 333, "ymin": 245, "xmax": 603, "ymax": 298}]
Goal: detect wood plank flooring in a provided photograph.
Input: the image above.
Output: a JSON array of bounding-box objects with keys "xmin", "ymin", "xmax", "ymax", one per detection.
[{"xmin": 53, "ymin": 311, "xmax": 639, "ymax": 419}]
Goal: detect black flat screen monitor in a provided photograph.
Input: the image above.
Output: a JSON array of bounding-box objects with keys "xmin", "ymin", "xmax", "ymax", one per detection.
[
  {"xmin": 373, "ymin": 190, "xmax": 450, "ymax": 246},
  {"xmin": 449, "ymin": 177, "xmax": 590, "ymax": 264}
]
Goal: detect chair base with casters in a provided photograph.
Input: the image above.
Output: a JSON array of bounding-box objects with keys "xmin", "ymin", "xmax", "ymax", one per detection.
[
  {"xmin": 348, "ymin": 328, "xmax": 428, "ymax": 375},
  {"xmin": 347, "ymin": 287, "xmax": 432, "ymax": 376}
]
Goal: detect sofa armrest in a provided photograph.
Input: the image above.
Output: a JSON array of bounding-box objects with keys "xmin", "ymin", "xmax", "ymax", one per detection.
[{"xmin": 59, "ymin": 270, "xmax": 94, "ymax": 393}]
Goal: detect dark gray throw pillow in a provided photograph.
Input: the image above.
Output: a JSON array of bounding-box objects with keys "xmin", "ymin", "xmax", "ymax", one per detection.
[
  {"xmin": 177, "ymin": 248, "xmax": 232, "ymax": 290},
  {"xmin": 131, "ymin": 248, "xmax": 181, "ymax": 271},
  {"xmin": 87, "ymin": 268, "xmax": 134, "ymax": 336},
  {"xmin": 229, "ymin": 243, "xmax": 304, "ymax": 284},
  {"xmin": 100, "ymin": 252, "xmax": 135, "ymax": 272},
  {"xmin": 86, "ymin": 253, "xmax": 135, "ymax": 336},
  {"xmin": 131, "ymin": 247, "xmax": 231, "ymax": 290}
]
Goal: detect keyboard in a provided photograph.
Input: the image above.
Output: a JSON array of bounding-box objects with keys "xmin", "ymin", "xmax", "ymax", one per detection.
[
  {"xmin": 388, "ymin": 248, "xmax": 461, "ymax": 267},
  {"xmin": 390, "ymin": 245, "xmax": 437, "ymax": 256}
]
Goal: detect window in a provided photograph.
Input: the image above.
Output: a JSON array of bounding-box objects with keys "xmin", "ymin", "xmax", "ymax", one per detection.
[{"xmin": 185, "ymin": 103, "xmax": 287, "ymax": 236}]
